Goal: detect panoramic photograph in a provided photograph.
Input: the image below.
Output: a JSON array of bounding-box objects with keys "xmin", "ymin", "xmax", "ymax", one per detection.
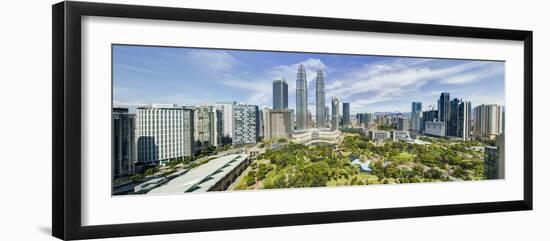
[{"xmin": 111, "ymin": 45, "xmax": 506, "ymax": 196}]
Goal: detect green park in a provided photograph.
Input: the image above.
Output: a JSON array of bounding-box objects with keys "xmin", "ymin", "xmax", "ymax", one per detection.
[{"xmin": 231, "ymin": 133, "xmax": 486, "ymax": 190}]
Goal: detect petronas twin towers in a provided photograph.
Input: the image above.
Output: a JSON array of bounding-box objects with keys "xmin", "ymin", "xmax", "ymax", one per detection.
[
  {"xmin": 295, "ymin": 65, "xmax": 308, "ymax": 130},
  {"xmin": 295, "ymin": 64, "xmax": 326, "ymax": 130},
  {"xmin": 315, "ymin": 69, "xmax": 326, "ymax": 128}
]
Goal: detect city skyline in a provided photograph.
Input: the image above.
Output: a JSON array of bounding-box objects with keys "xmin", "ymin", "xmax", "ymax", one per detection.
[
  {"xmin": 112, "ymin": 46, "xmax": 506, "ymax": 195},
  {"xmin": 113, "ymin": 45, "xmax": 505, "ymax": 115}
]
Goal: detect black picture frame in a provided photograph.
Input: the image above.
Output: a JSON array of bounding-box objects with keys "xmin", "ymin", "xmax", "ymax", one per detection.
[{"xmin": 52, "ymin": 1, "xmax": 533, "ymax": 240}]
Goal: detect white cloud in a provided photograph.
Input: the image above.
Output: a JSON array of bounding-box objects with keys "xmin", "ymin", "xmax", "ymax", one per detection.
[
  {"xmin": 320, "ymin": 59, "xmax": 506, "ymax": 114},
  {"xmin": 186, "ymin": 50, "xmax": 240, "ymax": 71},
  {"xmin": 328, "ymin": 61, "xmax": 484, "ymax": 97},
  {"xmin": 459, "ymin": 90, "xmax": 505, "ymax": 108},
  {"xmin": 115, "ymin": 63, "xmax": 157, "ymax": 74},
  {"xmin": 220, "ymin": 79, "xmax": 272, "ymax": 105},
  {"xmin": 325, "ymin": 60, "xmax": 494, "ymax": 111},
  {"xmin": 439, "ymin": 63, "xmax": 502, "ymax": 85}
]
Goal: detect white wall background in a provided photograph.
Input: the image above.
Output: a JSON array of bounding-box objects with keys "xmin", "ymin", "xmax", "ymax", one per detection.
[{"xmin": 0, "ymin": 0, "xmax": 547, "ymax": 240}]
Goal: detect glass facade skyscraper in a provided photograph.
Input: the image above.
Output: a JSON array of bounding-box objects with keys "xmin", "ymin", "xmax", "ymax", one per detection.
[
  {"xmin": 438, "ymin": 92, "xmax": 451, "ymax": 136},
  {"xmin": 272, "ymin": 77, "xmax": 288, "ymax": 110},
  {"xmin": 422, "ymin": 109, "xmax": 438, "ymax": 132},
  {"xmin": 342, "ymin": 102, "xmax": 350, "ymax": 126},
  {"xmin": 315, "ymin": 69, "xmax": 326, "ymax": 128},
  {"xmin": 411, "ymin": 102, "xmax": 422, "ymax": 131},
  {"xmin": 112, "ymin": 107, "xmax": 135, "ymax": 178},
  {"xmin": 295, "ymin": 64, "xmax": 308, "ymax": 130},
  {"xmin": 449, "ymin": 98, "xmax": 460, "ymax": 136}
]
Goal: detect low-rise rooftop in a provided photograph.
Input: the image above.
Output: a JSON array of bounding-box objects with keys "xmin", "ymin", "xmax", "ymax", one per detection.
[{"xmin": 147, "ymin": 154, "xmax": 250, "ymax": 194}]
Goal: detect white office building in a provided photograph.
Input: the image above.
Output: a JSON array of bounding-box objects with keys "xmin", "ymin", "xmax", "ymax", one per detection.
[
  {"xmin": 136, "ymin": 104, "xmax": 194, "ymax": 165},
  {"xmin": 291, "ymin": 128, "xmax": 341, "ymax": 145},
  {"xmin": 369, "ymin": 130, "xmax": 391, "ymax": 142},
  {"xmin": 424, "ymin": 121, "xmax": 446, "ymax": 137},
  {"xmin": 263, "ymin": 108, "xmax": 292, "ymax": 140},
  {"xmin": 474, "ymin": 104, "xmax": 502, "ymax": 140},
  {"xmin": 392, "ymin": 130, "xmax": 410, "ymax": 141}
]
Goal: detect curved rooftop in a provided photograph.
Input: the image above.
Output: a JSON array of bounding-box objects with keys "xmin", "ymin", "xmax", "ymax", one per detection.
[{"xmin": 147, "ymin": 154, "xmax": 249, "ymax": 194}]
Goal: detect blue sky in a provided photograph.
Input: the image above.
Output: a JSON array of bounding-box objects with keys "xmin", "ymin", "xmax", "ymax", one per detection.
[{"xmin": 113, "ymin": 45, "xmax": 505, "ymax": 115}]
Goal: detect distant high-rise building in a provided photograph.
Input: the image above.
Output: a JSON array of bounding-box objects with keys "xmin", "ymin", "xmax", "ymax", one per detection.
[
  {"xmin": 484, "ymin": 134, "xmax": 505, "ymax": 179},
  {"xmin": 289, "ymin": 109, "xmax": 295, "ymax": 131},
  {"xmin": 383, "ymin": 115, "xmax": 392, "ymax": 126},
  {"xmin": 474, "ymin": 104, "xmax": 502, "ymax": 140},
  {"xmin": 411, "ymin": 102, "xmax": 422, "ymax": 131},
  {"xmin": 307, "ymin": 109, "xmax": 313, "ymax": 128},
  {"xmin": 194, "ymin": 105, "xmax": 222, "ymax": 149},
  {"xmin": 296, "ymin": 64, "xmax": 308, "ymax": 130},
  {"xmin": 331, "ymin": 97, "xmax": 340, "ymax": 131},
  {"xmin": 356, "ymin": 113, "xmax": 373, "ymax": 125},
  {"xmin": 376, "ymin": 115, "xmax": 385, "ymax": 126},
  {"xmin": 366, "ymin": 113, "xmax": 374, "ymax": 124},
  {"xmin": 112, "ymin": 107, "xmax": 135, "ymax": 178},
  {"xmin": 315, "ymin": 69, "xmax": 326, "ymax": 128},
  {"xmin": 262, "ymin": 107, "xmax": 269, "ymax": 139},
  {"xmin": 458, "ymin": 100, "xmax": 472, "ymax": 140},
  {"xmin": 424, "ymin": 121, "xmax": 446, "ymax": 137},
  {"xmin": 214, "ymin": 101, "xmax": 235, "ymax": 145},
  {"xmin": 325, "ymin": 106, "xmax": 330, "ymax": 124},
  {"xmin": 233, "ymin": 104, "xmax": 259, "ymax": 145},
  {"xmin": 438, "ymin": 92, "xmax": 451, "ymax": 136},
  {"xmin": 263, "ymin": 109, "xmax": 292, "ymax": 140},
  {"xmin": 342, "ymin": 102, "xmax": 350, "ymax": 126},
  {"xmin": 412, "ymin": 102, "xmax": 422, "ymax": 113},
  {"xmin": 422, "ymin": 109, "xmax": 438, "ymax": 132},
  {"xmin": 484, "ymin": 146, "xmax": 499, "ymax": 179},
  {"xmin": 449, "ymin": 98, "xmax": 460, "ymax": 136},
  {"xmin": 255, "ymin": 106, "xmax": 261, "ymax": 141},
  {"xmin": 397, "ymin": 117, "xmax": 410, "ymax": 131},
  {"xmin": 272, "ymin": 77, "xmax": 288, "ymax": 110},
  {"xmin": 136, "ymin": 104, "xmax": 194, "ymax": 165},
  {"xmin": 258, "ymin": 108, "xmax": 264, "ymax": 139}
]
